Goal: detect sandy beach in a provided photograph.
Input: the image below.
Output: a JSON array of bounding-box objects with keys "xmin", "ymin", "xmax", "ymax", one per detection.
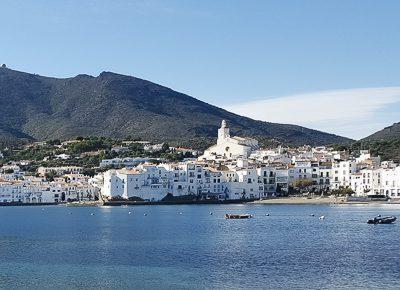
[
  {"xmin": 254, "ymin": 197, "xmax": 349, "ymax": 205},
  {"xmin": 253, "ymin": 197, "xmax": 400, "ymax": 205}
]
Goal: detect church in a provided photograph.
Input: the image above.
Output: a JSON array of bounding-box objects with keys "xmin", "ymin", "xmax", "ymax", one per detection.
[{"xmin": 201, "ymin": 120, "xmax": 259, "ymax": 160}]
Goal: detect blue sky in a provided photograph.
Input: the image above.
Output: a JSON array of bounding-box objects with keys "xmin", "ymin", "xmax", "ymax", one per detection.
[{"xmin": 1, "ymin": 0, "xmax": 399, "ymax": 139}]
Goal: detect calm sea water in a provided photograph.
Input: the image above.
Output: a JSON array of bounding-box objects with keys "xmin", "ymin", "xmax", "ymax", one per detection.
[{"xmin": 0, "ymin": 204, "xmax": 399, "ymax": 289}]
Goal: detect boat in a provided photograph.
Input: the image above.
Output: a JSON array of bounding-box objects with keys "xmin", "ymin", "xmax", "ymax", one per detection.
[
  {"xmin": 225, "ymin": 214, "xmax": 253, "ymax": 219},
  {"xmin": 367, "ymin": 216, "xmax": 396, "ymax": 224}
]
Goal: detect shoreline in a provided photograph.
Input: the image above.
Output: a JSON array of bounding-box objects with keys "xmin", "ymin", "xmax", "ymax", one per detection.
[
  {"xmin": 253, "ymin": 197, "xmax": 400, "ymax": 205},
  {"xmin": 1, "ymin": 197, "xmax": 399, "ymax": 206},
  {"xmin": 253, "ymin": 197, "xmax": 344, "ymax": 205},
  {"xmin": 102, "ymin": 199, "xmax": 257, "ymax": 206}
]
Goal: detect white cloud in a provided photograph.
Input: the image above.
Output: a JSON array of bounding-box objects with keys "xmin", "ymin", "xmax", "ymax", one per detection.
[{"xmin": 223, "ymin": 87, "xmax": 400, "ymax": 140}]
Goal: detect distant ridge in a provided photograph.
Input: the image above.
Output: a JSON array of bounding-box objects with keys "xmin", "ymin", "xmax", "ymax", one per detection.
[
  {"xmin": 0, "ymin": 67, "xmax": 351, "ymax": 147},
  {"xmin": 363, "ymin": 122, "xmax": 400, "ymax": 141}
]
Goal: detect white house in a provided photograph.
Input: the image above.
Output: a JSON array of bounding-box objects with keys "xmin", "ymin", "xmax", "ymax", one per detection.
[{"xmin": 379, "ymin": 167, "xmax": 400, "ymax": 198}]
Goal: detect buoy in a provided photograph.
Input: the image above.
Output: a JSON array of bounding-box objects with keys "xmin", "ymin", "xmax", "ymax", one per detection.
[
  {"xmin": 319, "ymin": 215, "xmax": 325, "ymax": 220},
  {"xmin": 144, "ymin": 213, "xmax": 147, "ymax": 216},
  {"xmin": 310, "ymin": 214, "xmax": 315, "ymax": 217},
  {"xmin": 90, "ymin": 213, "xmax": 95, "ymax": 216},
  {"xmin": 209, "ymin": 212, "xmax": 213, "ymax": 215},
  {"xmin": 128, "ymin": 211, "xmax": 132, "ymax": 215},
  {"xmin": 179, "ymin": 212, "xmax": 183, "ymax": 215},
  {"xmin": 265, "ymin": 213, "xmax": 270, "ymax": 216}
]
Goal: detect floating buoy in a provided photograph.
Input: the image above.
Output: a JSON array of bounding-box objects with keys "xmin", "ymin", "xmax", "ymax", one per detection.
[
  {"xmin": 265, "ymin": 213, "xmax": 270, "ymax": 216},
  {"xmin": 128, "ymin": 211, "xmax": 132, "ymax": 215},
  {"xmin": 319, "ymin": 215, "xmax": 325, "ymax": 220},
  {"xmin": 209, "ymin": 212, "xmax": 213, "ymax": 215},
  {"xmin": 144, "ymin": 213, "xmax": 147, "ymax": 216},
  {"xmin": 179, "ymin": 212, "xmax": 183, "ymax": 215},
  {"xmin": 310, "ymin": 214, "xmax": 315, "ymax": 217},
  {"xmin": 90, "ymin": 213, "xmax": 95, "ymax": 216}
]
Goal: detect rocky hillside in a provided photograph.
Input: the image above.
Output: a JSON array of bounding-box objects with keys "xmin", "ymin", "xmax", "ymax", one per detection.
[{"xmin": 0, "ymin": 67, "xmax": 351, "ymax": 146}]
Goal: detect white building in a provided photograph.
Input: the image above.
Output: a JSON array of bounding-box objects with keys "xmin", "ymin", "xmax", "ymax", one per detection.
[
  {"xmin": 102, "ymin": 164, "xmax": 173, "ymax": 201},
  {"xmin": 54, "ymin": 154, "xmax": 71, "ymax": 160},
  {"xmin": 379, "ymin": 167, "xmax": 400, "ymax": 197},
  {"xmin": 351, "ymin": 169, "xmax": 374, "ymax": 196},
  {"xmin": 102, "ymin": 161, "xmax": 263, "ymax": 202},
  {"xmin": 331, "ymin": 160, "xmax": 358, "ymax": 189},
  {"xmin": 37, "ymin": 166, "xmax": 83, "ymax": 176},
  {"xmin": 201, "ymin": 120, "xmax": 258, "ymax": 160},
  {"xmin": 100, "ymin": 157, "xmax": 151, "ymax": 168}
]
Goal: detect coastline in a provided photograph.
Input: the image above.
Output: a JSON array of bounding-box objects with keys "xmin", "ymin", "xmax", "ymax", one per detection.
[
  {"xmin": 253, "ymin": 197, "xmax": 345, "ymax": 205},
  {"xmin": 1, "ymin": 197, "xmax": 399, "ymax": 207},
  {"xmin": 253, "ymin": 197, "xmax": 400, "ymax": 205}
]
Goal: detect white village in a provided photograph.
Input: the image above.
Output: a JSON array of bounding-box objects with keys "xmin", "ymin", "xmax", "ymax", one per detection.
[{"xmin": 0, "ymin": 120, "xmax": 399, "ymax": 204}]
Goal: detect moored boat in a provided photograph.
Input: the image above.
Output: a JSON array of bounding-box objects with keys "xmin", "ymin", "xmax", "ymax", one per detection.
[
  {"xmin": 225, "ymin": 214, "xmax": 253, "ymax": 219},
  {"xmin": 367, "ymin": 216, "xmax": 396, "ymax": 224}
]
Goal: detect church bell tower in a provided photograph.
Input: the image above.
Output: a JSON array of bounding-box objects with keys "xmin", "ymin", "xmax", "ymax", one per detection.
[{"xmin": 217, "ymin": 120, "xmax": 230, "ymax": 144}]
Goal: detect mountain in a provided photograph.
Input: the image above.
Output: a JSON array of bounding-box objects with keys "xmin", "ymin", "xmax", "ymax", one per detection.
[
  {"xmin": 0, "ymin": 67, "xmax": 351, "ymax": 147},
  {"xmin": 363, "ymin": 122, "xmax": 400, "ymax": 141},
  {"xmin": 354, "ymin": 123, "xmax": 400, "ymax": 162}
]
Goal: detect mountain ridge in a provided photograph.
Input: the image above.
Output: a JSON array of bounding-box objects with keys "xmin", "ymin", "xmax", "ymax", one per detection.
[
  {"xmin": 0, "ymin": 67, "xmax": 351, "ymax": 147},
  {"xmin": 363, "ymin": 122, "xmax": 400, "ymax": 141}
]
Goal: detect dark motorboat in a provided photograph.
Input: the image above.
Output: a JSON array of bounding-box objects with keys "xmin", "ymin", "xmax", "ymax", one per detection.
[
  {"xmin": 367, "ymin": 216, "xmax": 396, "ymax": 224},
  {"xmin": 225, "ymin": 214, "xmax": 253, "ymax": 219}
]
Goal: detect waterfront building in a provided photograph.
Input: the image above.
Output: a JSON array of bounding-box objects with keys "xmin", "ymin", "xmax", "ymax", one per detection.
[
  {"xmin": 379, "ymin": 166, "xmax": 400, "ymax": 197},
  {"xmin": 101, "ymin": 161, "xmax": 263, "ymax": 202},
  {"xmin": 0, "ymin": 166, "xmax": 99, "ymax": 204},
  {"xmin": 102, "ymin": 164, "xmax": 173, "ymax": 201},
  {"xmin": 331, "ymin": 160, "xmax": 358, "ymax": 189}
]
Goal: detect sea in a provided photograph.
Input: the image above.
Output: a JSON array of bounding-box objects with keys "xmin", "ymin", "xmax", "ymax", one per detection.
[{"xmin": 0, "ymin": 204, "xmax": 399, "ymax": 289}]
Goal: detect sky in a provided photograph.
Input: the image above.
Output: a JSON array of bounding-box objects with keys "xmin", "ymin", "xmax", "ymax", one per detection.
[{"xmin": 0, "ymin": 0, "xmax": 399, "ymax": 139}]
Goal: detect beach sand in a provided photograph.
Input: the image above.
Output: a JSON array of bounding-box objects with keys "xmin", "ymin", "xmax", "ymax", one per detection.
[{"xmin": 253, "ymin": 197, "xmax": 347, "ymax": 205}]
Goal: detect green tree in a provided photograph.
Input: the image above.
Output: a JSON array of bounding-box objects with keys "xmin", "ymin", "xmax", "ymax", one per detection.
[
  {"xmin": 44, "ymin": 170, "xmax": 57, "ymax": 182},
  {"xmin": 161, "ymin": 143, "xmax": 170, "ymax": 153},
  {"xmin": 293, "ymin": 179, "xmax": 314, "ymax": 190}
]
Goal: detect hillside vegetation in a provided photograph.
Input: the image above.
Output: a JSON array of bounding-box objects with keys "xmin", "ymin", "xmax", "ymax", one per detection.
[{"xmin": 363, "ymin": 122, "xmax": 400, "ymax": 141}]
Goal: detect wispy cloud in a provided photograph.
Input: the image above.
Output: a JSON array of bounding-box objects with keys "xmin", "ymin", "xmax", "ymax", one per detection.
[{"xmin": 224, "ymin": 87, "xmax": 400, "ymax": 140}]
